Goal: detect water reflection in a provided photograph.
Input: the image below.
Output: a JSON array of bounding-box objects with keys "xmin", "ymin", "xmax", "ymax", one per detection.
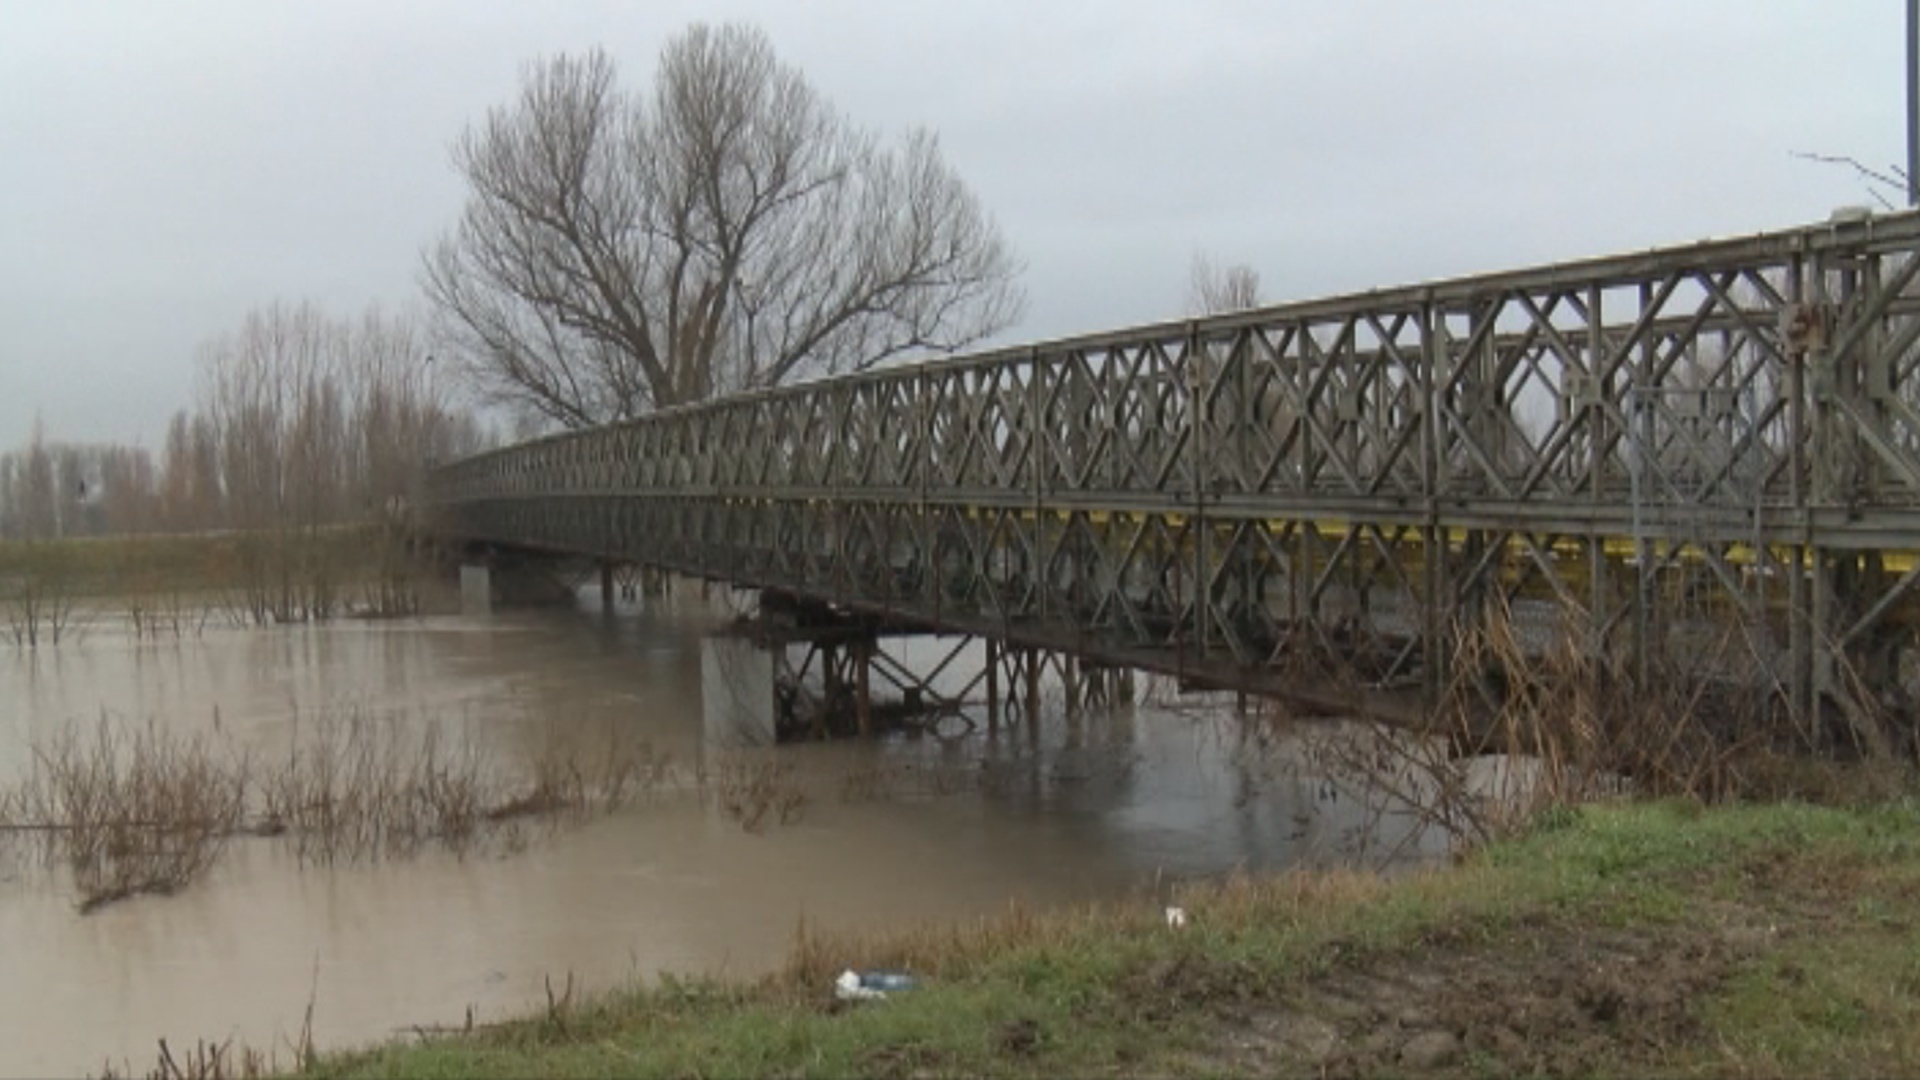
[{"xmin": 0, "ymin": 593, "xmax": 1447, "ymax": 1077}]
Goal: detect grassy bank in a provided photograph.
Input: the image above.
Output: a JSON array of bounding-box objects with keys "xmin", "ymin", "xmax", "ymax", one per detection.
[
  {"xmin": 230, "ymin": 794, "xmax": 1920, "ymax": 1079},
  {"xmin": 0, "ymin": 524, "xmax": 442, "ymax": 638},
  {"xmin": 1, "ymin": 529, "xmax": 359, "ymax": 594}
]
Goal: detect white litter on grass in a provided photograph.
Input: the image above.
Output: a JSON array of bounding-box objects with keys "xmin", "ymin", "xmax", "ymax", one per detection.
[
  {"xmin": 835, "ymin": 970, "xmax": 886, "ymax": 1001},
  {"xmin": 1165, "ymin": 905, "xmax": 1189, "ymax": 928},
  {"xmin": 834, "ymin": 969, "xmax": 918, "ymax": 1001}
]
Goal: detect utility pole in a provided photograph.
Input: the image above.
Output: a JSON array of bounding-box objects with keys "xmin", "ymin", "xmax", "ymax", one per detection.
[{"xmin": 1910, "ymin": 0, "xmax": 1918, "ymax": 205}]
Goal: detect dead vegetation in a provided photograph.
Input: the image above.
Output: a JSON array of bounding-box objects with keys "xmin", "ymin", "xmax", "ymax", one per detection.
[
  {"xmin": 258, "ymin": 711, "xmax": 508, "ymax": 862},
  {"xmin": 0, "ymin": 718, "xmax": 246, "ymax": 913},
  {"xmin": 253, "ymin": 708, "xmax": 681, "ymax": 863},
  {"xmin": 0, "ymin": 709, "xmax": 818, "ymax": 914},
  {"xmin": 123, "ymin": 588, "xmax": 214, "ymax": 641},
  {"xmin": 102, "ymin": 1038, "xmax": 272, "ymax": 1080},
  {"xmin": 1224, "ymin": 595, "xmax": 1920, "ymax": 859},
  {"xmin": 1, "ymin": 540, "xmax": 87, "ymax": 647},
  {"xmin": 95, "ymin": 970, "xmax": 317, "ymax": 1080},
  {"xmin": 700, "ymin": 755, "xmax": 807, "ymax": 833}
]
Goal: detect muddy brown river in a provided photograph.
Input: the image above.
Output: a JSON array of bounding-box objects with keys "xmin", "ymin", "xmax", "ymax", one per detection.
[{"xmin": 0, "ymin": 590, "xmax": 1444, "ymax": 1077}]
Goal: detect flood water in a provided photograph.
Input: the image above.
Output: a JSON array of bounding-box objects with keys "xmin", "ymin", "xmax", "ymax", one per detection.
[{"xmin": 0, "ymin": 590, "xmax": 1447, "ymax": 1077}]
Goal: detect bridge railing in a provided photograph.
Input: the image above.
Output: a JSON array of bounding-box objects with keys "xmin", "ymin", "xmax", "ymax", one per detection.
[{"xmin": 437, "ymin": 211, "xmax": 1920, "ymax": 524}]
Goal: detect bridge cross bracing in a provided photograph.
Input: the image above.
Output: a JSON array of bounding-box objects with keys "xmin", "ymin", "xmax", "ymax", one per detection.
[{"xmin": 430, "ymin": 211, "xmax": 1920, "ymax": 736}]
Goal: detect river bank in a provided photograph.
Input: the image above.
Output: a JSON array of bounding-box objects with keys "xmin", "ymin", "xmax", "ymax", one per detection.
[{"xmin": 194, "ymin": 783, "xmax": 1914, "ymax": 1079}]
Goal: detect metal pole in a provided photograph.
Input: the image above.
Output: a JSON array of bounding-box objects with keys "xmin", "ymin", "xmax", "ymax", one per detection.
[
  {"xmin": 1629, "ymin": 383, "xmax": 1651, "ymax": 688},
  {"xmin": 1024, "ymin": 648, "xmax": 1040, "ymax": 737},
  {"xmin": 1909, "ymin": 0, "xmax": 1918, "ymax": 206},
  {"xmin": 985, "ymin": 638, "xmax": 999, "ymax": 736}
]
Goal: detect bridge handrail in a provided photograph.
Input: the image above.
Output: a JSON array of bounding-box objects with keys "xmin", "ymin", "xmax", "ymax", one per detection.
[
  {"xmin": 436, "ymin": 209, "xmax": 1920, "ymax": 474},
  {"xmin": 431, "ymin": 209, "xmax": 1920, "ymax": 542}
]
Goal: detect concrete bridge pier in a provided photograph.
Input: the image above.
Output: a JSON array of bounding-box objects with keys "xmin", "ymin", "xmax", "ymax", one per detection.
[
  {"xmin": 459, "ymin": 563, "xmax": 492, "ymax": 616},
  {"xmin": 701, "ymin": 633, "xmax": 777, "ymax": 746}
]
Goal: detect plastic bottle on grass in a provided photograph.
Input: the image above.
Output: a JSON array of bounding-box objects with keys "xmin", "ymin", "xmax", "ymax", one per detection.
[{"xmin": 835, "ymin": 969, "xmax": 918, "ymax": 1001}]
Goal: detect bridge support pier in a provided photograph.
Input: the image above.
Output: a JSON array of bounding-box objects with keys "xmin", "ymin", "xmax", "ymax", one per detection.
[
  {"xmin": 700, "ymin": 633, "xmax": 777, "ymax": 746},
  {"xmin": 458, "ymin": 564, "xmax": 491, "ymax": 616}
]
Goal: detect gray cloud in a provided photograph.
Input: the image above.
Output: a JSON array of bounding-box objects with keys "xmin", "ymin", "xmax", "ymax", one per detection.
[{"xmin": 0, "ymin": 0, "xmax": 1901, "ymax": 450}]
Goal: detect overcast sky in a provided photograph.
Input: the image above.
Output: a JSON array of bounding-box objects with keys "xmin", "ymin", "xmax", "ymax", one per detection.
[{"xmin": 0, "ymin": 1, "xmax": 1906, "ymax": 451}]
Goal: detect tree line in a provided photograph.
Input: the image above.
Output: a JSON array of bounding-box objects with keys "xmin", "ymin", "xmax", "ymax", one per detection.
[{"xmin": 0, "ymin": 304, "xmax": 484, "ymax": 544}]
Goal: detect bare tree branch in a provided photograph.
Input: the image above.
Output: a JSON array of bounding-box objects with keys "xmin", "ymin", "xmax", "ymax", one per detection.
[{"xmin": 1790, "ymin": 150, "xmax": 1907, "ymax": 212}]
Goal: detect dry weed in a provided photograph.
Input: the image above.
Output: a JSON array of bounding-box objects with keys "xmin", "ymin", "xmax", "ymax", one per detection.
[
  {"xmin": 1, "ymin": 716, "xmax": 246, "ymax": 912},
  {"xmin": 1252, "ymin": 595, "xmax": 1913, "ymax": 850},
  {"xmin": 701, "ymin": 754, "xmax": 807, "ymax": 833},
  {"xmin": 0, "ymin": 709, "xmax": 687, "ymax": 907}
]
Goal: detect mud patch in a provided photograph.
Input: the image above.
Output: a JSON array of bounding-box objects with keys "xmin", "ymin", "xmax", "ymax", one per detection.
[
  {"xmin": 1146, "ymin": 913, "xmax": 1761, "ymax": 1077},
  {"xmin": 855, "ymin": 1040, "xmax": 951, "ymax": 1080},
  {"xmin": 993, "ymin": 1016, "xmax": 1043, "ymax": 1058},
  {"xmin": 1121, "ymin": 952, "xmax": 1274, "ymax": 1026}
]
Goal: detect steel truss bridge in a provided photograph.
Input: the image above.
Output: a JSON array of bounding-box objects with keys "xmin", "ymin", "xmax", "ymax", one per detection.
[{"xmin": 430, "ymin": 211, "xmax": 1920, "ymax": 738}]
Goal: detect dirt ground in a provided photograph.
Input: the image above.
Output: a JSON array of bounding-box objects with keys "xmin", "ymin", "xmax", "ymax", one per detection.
[
  {"xmin": 1112, "ymin": 888, "xmax": 1805, "ymax": 1078},
  {"xmin": 1210, "ymin": 920, "xmax": 1745, "ymax": 1075}
]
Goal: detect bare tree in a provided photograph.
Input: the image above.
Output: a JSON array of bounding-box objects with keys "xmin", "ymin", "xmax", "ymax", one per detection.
[
  {"xmin": 97, "ymin": 445, "xmax": 157, "ymax": 535},
  {"xmin": 1, "ymin": 417, "xmax": 81, "ymax": 647},
  {"xmin": 342, "ymin": 307, "xmax": 476, "ymax": 519},
  {"xmin": 160, "ymin": 411, "xmax": 202, "ymax": 531},
  {"xmin": 424, "ymin": 24, "xmax": 1025, "ymax": 427},
  {"xmin": 19, "ymin": 415, "xmax": 57, "ymax": 541},
  {"xmin": 0, "ymin": 436, "xmax": 158, "ymax": 539},
  {"xmin": 1188, "ymin": 253, "xmax": 1262, "ymax": 316},
  {"xmin": 186, "ymin": 301, "xmax": 481, "ymax": 620}
]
